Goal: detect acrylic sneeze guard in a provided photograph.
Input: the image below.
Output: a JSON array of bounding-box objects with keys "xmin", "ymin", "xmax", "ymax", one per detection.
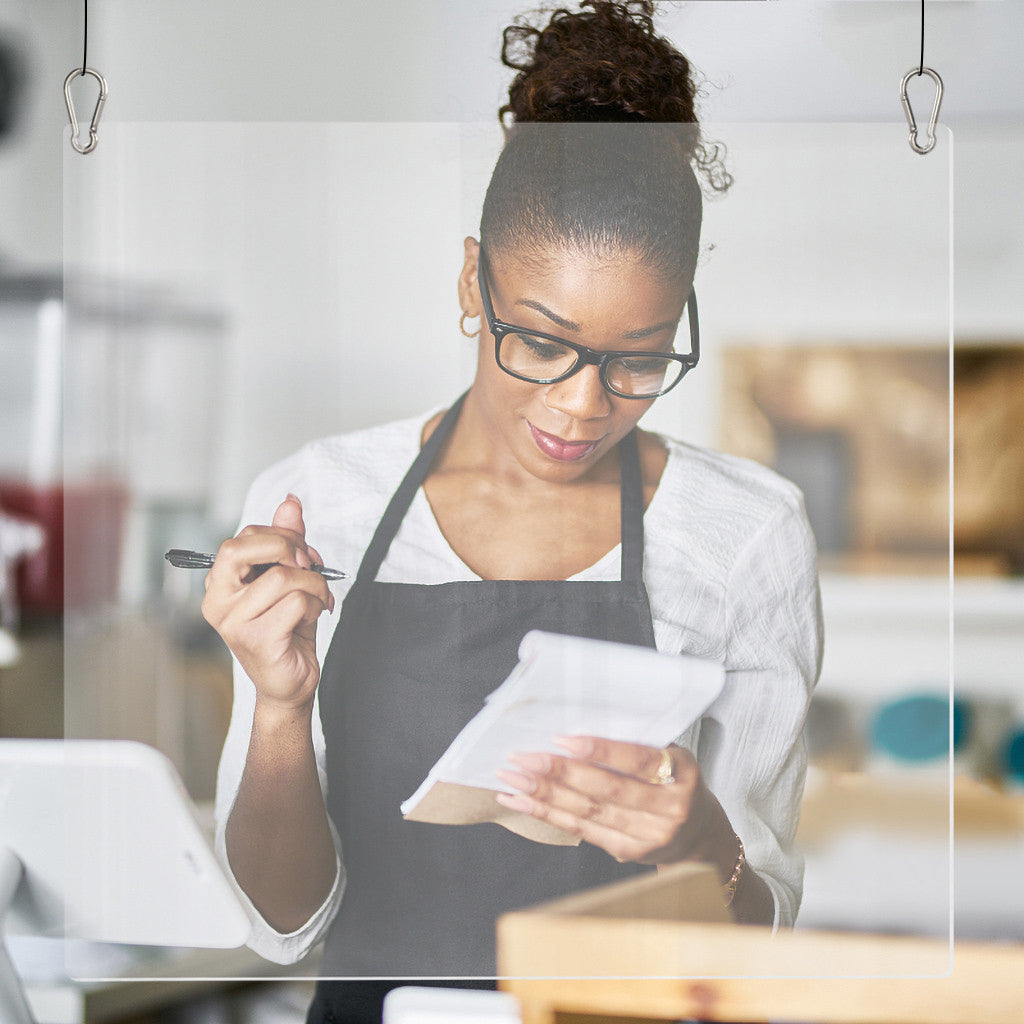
[{"xmin": 58, "ymin": 121, "xmax": 952, "ymax": 981}]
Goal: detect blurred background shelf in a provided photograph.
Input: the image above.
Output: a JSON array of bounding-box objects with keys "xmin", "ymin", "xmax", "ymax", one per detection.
[{"xmin": 818, "ymin": 571, "xmax": 1024, "ymax": 702}]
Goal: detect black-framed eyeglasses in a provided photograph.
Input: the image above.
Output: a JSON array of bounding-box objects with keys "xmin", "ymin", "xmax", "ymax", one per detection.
[{"xmin": 476, "ymin": 247, "xmax": 699, "ymax": 400}]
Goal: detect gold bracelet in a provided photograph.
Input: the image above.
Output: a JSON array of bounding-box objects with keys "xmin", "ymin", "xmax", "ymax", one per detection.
[{"xmin": 722, "ymin": 835, "xmax": 745, "ymax": 907}]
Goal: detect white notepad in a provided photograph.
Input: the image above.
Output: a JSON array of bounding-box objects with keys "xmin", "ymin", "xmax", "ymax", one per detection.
[{"xmin": 401, "ymin": 630, "xmax": 725, "ymax": 817}]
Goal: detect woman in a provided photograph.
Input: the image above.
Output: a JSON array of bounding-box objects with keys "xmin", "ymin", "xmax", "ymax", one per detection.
[{"xmin": 205, "ymin": 1, "xmax": 822, "ymax": 1019}]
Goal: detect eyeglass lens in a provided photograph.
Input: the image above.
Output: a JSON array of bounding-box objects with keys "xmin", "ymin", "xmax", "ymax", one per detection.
[{"xmin": 498, "ymin": 332, "xmax": 684, "ymax": 398}]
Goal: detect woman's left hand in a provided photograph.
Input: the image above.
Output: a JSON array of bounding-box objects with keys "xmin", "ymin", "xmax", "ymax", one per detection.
[{"xmin": 495, "ymin": 736, "xmax": 731, "ymax": 868}]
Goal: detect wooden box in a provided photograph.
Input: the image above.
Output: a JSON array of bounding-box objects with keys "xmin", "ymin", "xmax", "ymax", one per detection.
[{"xmin": 497, "ymin": 862, "xmax": 1024, "ymax": 1024}]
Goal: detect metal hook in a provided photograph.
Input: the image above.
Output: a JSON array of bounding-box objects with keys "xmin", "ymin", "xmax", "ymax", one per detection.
[
  {"xmin": 900, "ymin": 66, "xmax": 943, "ymax": 156},
  {"xmin": 63, "ymin": 67, "xmax": 108, "ymax": 155}
]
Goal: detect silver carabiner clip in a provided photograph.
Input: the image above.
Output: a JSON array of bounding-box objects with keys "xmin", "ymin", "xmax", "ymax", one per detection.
[
  {"xmin": 64, "ymin": 67, "xmax": 108, "ymax": 155},
  {"xmin": 900, "ymin": 66, "xmax": 943, "ymax": 156}
]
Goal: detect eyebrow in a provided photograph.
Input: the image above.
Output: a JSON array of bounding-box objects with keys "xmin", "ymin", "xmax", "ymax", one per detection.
[
  {"xmin": 513, "ymin": 299, "xmax": 678, "ymax": 340},
  {"xmin": 514, "ymin": 299, "xmax": 580, "ymax": 332}
]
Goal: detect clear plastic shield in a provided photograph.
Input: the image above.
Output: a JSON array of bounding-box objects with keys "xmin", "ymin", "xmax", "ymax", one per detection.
[{"xmin": 56, "ymin": 121, "xmax": 954, "ymax": 988}]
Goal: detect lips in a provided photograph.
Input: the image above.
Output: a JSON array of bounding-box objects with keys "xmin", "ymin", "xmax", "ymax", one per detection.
[{"xmin": 528, "ymin": 422, "xmax": 602, "ymax": 462}]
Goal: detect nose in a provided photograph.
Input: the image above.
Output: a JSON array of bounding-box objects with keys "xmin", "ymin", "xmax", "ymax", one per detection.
[{"xmin": 544, "ymin": 362, "xmax": 612, "ymax": 423}]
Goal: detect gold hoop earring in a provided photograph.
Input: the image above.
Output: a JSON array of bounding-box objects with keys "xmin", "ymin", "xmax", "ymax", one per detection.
[{"xmin": 459, "ymin": 311, "xmax": 481, "ymax": 338}]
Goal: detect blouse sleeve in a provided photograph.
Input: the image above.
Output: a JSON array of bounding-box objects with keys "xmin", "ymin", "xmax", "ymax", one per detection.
[
  {"xmin": 212, "ymin": 454, "xmax": 345, "ymax": 965},
  {"xmin": 697, "ymin": 492, "xmax": 823, "ymax": 930}
]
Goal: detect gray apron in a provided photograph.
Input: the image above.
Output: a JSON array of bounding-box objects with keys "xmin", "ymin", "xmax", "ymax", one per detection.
[{"xmin": 315, "ymin": 392, "xmax": 657, "ymax": 983}]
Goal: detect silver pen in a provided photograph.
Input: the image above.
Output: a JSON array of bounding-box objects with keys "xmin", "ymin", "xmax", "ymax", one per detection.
[{"xmin": 164, "ymin": 548, "xmax": 347, "ymax": 580}]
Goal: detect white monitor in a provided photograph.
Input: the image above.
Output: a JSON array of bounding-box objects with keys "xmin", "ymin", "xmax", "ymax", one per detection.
[{"xmin": 0, "ymin": 740, "xmax": 250, "ymax": 1024}]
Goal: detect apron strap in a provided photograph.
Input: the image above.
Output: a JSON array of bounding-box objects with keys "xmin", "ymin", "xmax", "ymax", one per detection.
[
  {"xmin": 354, "ymin": 392, "xmax": 468, "ymax": 585},
  {"xmin": 354, "ymin": 390, "xmax": 646, "ymax": 585},
  {"xmin": 618, "ymin": 427, "xmax": 645, "ymax": 584}
]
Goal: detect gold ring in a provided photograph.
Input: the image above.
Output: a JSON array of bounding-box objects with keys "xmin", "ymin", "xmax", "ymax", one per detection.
[{"xmin": 651, "ymin": 747, "xmax": 675, "ymax": 785}]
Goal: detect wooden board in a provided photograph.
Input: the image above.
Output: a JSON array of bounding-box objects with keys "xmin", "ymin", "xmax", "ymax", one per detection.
[
  {"xmin": 516, "ymin": 862, "xmax": 731, "ymax": 925},
  {"xmin": 497, "ymin": 863, "xmax": 1024, "ymax": 1023}
]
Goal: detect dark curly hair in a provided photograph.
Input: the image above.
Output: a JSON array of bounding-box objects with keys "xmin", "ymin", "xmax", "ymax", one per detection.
[
  {"xmin": 499, "ymin": 0, "xmax": 729, "ymax": 191},
  {"xmin": 480, "ymin": 1, "xmax": 727, "ymax": 280}
]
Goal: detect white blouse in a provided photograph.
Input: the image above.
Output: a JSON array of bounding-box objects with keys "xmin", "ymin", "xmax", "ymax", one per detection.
[{"xmin": 214, "ymin": 408, "xmax": 824, "ymax": 965}]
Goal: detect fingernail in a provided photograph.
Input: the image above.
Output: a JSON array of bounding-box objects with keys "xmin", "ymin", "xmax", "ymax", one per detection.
[
  {"xmin": 553, "ymin": 735, "xmax": 592, "ymax": 757},
  {"xmin": 286, "ymin": 492, "xmax": 302, "ymax": 510},
  {"xmin": 495, "ymin": 792, "xmax": 533, "ymax": 813},
  {"xmin": 496, "ymin": 769, "xmax": 537, "ymax": 794},
  {"xmin": 508, "ymin": 752, "xmax": 550, "ymax": 773}
]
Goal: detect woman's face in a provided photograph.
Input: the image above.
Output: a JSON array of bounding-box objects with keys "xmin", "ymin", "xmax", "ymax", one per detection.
[{"xmin": 459, "ymin": 238, "xmax": 691, "ymax": 485}]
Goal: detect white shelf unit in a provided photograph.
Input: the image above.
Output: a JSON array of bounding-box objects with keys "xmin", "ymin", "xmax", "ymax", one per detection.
[{"xmin": 818, "ymin": 572, "xmax": 1024, "ymax": 707}]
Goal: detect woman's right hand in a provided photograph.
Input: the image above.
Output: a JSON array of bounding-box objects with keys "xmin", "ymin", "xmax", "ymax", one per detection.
[{"xmin": 201, "ymin": 493, "xmax": 336, "ymax": 712}]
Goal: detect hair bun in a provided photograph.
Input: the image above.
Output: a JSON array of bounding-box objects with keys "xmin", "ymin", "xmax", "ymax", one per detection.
[{"xmin": 500, "ymin": 1, "xmax": 731, "ymax": 192}]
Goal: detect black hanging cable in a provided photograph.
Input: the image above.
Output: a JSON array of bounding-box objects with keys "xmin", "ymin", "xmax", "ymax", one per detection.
[
  {"xmin": 921, "ymin": 0, "xmax": 929, "ymax": 75},
  {"xmin": 81, "ymin": 0, "xmax": 88, "ymax": 76}
]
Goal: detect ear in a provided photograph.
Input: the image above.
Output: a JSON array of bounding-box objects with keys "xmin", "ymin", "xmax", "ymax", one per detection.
[{"xmin": 457, "ymin": 236, "xmax": 481, "ymax": 315}]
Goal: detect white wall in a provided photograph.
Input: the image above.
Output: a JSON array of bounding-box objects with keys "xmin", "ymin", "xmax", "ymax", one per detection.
[
  {"xmin": 3, "ymin": 1, "xmax": 1023, "ymax": 283},
  {"xmin": 81, "ymin": 2, "xmax": 1024, "ymax": 124}
]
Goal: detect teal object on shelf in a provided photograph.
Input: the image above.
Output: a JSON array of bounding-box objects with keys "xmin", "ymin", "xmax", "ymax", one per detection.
[
  {"xmin": 1005, "ymin": 728, "xmax": 1024, "ymax": 783},
  {"xmin": 870, "ymin": 694, "xmax": 969, "ymax": 762}
]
